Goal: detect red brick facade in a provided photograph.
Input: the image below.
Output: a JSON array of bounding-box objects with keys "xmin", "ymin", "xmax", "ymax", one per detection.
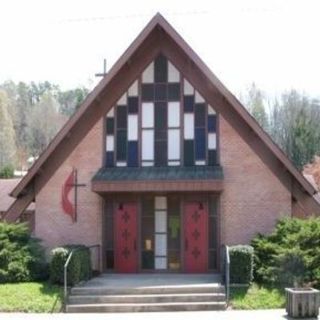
[{"xmin": 34, "ymin": 114, "xmax": 291, "ymax": 268}]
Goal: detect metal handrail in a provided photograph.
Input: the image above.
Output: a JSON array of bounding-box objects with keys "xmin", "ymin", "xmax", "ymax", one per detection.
[
  {"xmin": 63, "ymin": 244, "xmax": 101, "ymax": 302},
  {"xmin": 224, "ymin": 245, "xmax": 230, "ymax": 306}
]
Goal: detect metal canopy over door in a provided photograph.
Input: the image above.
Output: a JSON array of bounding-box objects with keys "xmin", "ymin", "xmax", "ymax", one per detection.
[
  {"xmin": 114, "ymin": 202, "xmax": 138, "ymax": 272},
  {"xmin": 184, "ymin": 201, "xmax": 208, "ymax": 272}
]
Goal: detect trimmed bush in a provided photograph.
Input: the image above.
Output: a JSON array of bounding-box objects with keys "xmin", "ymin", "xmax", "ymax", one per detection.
[
  {"xmin": 50, "ymin": 244, "xmax": 91, "ymax": 285},
  {"xmin": 0, "ymin": 164, "xmax": 14, "ymax": 178},
  {"xmin": 251, "ymin": 217, "xmax": 320, "ymax": 287},
  {"xmin": 229, "ymin": 245, "xmax": 254, "ymax": 284},
  {"xmin": 0, "ymin": 222, "xmax": 48, "ymax": 282}
]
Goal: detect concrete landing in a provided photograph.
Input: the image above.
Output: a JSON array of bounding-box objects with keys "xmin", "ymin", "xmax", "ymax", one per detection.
[{"xmin": 67, "ymin": 273, "xmax": 225, "ymax": 313}]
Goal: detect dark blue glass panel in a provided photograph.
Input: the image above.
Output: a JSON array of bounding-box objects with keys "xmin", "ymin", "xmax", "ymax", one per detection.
[
  {"xmin": 106, "ymin": 151, "xmax": 114, "ymax": 167},
  {"xmin": 184, "ymin": 140, "xmax": 194, "ymax": 166},
  {"xmin": 116, "ymin": 130, "xmax": 127, "ymax": 161},
  {"xmin": 195, "ymin": 128, "xmax": 206, "ymax": 160},
  {"xmin": 208, "ymin": 150, "xmax": 217, "ymax": 166},
  {"xmin": 155, "ymin": 140, "xmax": 167, "ymax": 166},
  {"xmin": 141, "ymin": 84, "xmax": 154, "ymax": 101},
  {"xmin": 106, "ymin": 118, "xmax": 114, "ymax": 134},
  {"xmin": 155, "ymin": 101, "xmax": 167, "ymax": 130},
  {"xmin": 154, "ymin": 54, "xmax": 168, "ymax": 83},
  {"xmin": 116, "ymin": 105, "xmax": 127, "ymax": 129},
  {"xmin": 128, "ymin": 97, "xmax": 138, "ymax": 114},
  {"xmin": 168, "ymin": 83, "xmax": 180, "ymax": 101},
  {"xmin": 208, "ymin": 115, "xmax": 216, "ymax": 132},
  {"xmin": 128, "ymin": 141, "xmax": 138, "ymax": 167},
  {"xmin": 155, "ymin": 83, "xmax": 167, "ymax": 101},
  {"xmin": 195, "ymin": 103, "xmax": 206, "ymax": 127},
  {"xmin": 184, "ymin": 95, "xmax": 194, "ymax": 112}
]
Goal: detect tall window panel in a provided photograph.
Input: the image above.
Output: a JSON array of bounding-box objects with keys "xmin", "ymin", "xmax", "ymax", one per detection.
[
  {"xmin": 208, "ymin": 105, "xmax": 218, "ymax": 165},
  {"xmin": 105, "ymin": 108, "xmax": 115, "ymax": 167},
  {"xmin": 194, "ymin": 91, "xmax": 206, "ymax": 165},
  {"xmin": 141, "ymin": 102, "xmax": 154, "ymax": 166},
  {"xmin": 183, "ymin": 79, "xmax": 195, "ymax": 166},
  {"xmin": 168, "ymin": 102, "xmax": 181, "ymax": 166},
  {"xmin": 154, "ymin": 196, "xmax": 167, "ymax": 269}
]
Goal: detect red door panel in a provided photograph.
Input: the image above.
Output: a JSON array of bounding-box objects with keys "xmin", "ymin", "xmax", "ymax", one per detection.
[
  {"xmin": 184, "ymin": 202, "xmax": 208, "ymax": 273},
  {"xmin": 114, "ymin": 202, "xmax": 138, "ymax": 273}
]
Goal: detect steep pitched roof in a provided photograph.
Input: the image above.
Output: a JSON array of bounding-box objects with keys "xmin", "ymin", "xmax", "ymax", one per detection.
[{"xmin": 5, "ymin": 13, "xmax": 320, "ymax": 221}]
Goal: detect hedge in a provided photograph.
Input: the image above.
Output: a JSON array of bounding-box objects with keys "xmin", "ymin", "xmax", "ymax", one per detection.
[
  {"xmin": 229, "ymin": 245, "xmax": 254, "ymax": 284},
  {"xmin": 0, "ymin": 222, "xmax": 48, "ymax": 282},
  {"xmin": 251, "ymin": 217, "xmax": 320, "ymax": 287},
  {"xmin": 50, "ymin": 244, "xmax": 91, "ymax": 285}
]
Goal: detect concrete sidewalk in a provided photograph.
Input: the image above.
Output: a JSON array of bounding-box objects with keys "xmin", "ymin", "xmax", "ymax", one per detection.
[{"xmin": 0, "ymin": 310, "xmax": 318, "ymax": 320}]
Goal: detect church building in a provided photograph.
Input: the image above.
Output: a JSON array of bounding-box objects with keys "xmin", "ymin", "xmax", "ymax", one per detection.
[{"xmin": 4, "ymin": 14, "xmax": 320, "ymax": 273}]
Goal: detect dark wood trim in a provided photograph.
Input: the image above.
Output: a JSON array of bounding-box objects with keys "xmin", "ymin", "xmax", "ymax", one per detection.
[{"xmin": 92, "ymin": 179, "xmax": 223, "ymax": 193}]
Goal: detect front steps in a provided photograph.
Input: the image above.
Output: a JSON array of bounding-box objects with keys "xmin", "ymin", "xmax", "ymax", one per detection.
[{"xmin": 66, "ymin": 274, "xmax": 227, "ymax": 313}]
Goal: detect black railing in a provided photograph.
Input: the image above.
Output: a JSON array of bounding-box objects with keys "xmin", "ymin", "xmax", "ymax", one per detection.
[
  {"xmin": 221, "ymin": 244, "xmax": 230, "ymax": 306},
  {"xmin": 63, "ymin": 244, "xmax": 101, "ymax": 303}
]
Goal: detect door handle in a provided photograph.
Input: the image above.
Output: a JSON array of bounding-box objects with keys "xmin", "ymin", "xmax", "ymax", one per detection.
[{"xmin": 185, "ymin": 239, "xmax": 188, "ymax": 251}]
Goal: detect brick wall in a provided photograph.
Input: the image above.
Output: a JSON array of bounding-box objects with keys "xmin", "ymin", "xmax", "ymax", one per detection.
[
  {"xmin": 219, "ymin": 116, "xmax": 291, "ymax": 245},
  {"xmin": 34, "ymin": 113, "xmax": 293, "ymax": 267},
  {"xmin": 35, "ymin": 119, "xmax": 104, "ymax": 266}
]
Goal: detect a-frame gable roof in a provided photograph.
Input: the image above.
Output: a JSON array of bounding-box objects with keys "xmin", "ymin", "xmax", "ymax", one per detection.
[{"xmin": 5, "ymin": 13, "xmax": 320, "ymax": 221}]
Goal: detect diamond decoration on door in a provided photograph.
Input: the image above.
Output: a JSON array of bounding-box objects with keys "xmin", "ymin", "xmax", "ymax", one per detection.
[
  {"xmin": 192, "ymin": 247, "xmax": 201, "ymax": 259},
  {"xmin": 122, "ymin": 247, "xmax": 130, "ymax": 259},
  {"xmin": 122, "ymin": 211, "xmax": 130, "ymax": 223},
  {"xmin": 122, "ymin": 229, "xmax": 130, "ymax": 240},
  {"xmin": 192, "ymin": 229, "xmax": 200, "ymax": 240}
]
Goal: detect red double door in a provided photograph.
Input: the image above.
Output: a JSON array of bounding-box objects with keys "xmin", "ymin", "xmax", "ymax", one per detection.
[
  {"xmin": 114, "ymin": 201, "xmax": 209, "ymax": 273},
  {"xmin": 184, "ymin": 202, "xmax": 209, "ymax": 273},
  {"xmin": 114, "ymin": 202, "xmax": 138, "ymax": 273}
]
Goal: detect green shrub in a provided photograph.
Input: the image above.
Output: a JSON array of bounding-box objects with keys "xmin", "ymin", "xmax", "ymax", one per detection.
[
  {"xmin": 0, "ymin": 165, "xmax": 14, "ymax": 178},
  {"xmin": 50, "ymin": 244, "xmax": 91, "ymax": 285},
  {"xmin": 0, "ymin": 222, "xmax": 48, "ymax": 282},
  {"xmin": 251, "ymin": 217, "xmax": 320, "ymax": 287},
  {"xmin": 229, "ymin": 245, "xmax": 254, "ymax": 284}
]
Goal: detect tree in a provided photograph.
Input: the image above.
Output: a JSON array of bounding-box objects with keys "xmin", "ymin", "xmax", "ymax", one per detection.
[
  {"xmin": 243, "ymin": 83, "xmax": 269, "ymax": 130},
  {"xmin": 0, "ymin": 90, "xmax": 17, "ymax": 169},
  {"xmin": 58, "ymin": 87, "xmax": 89, "ymax": 116},
  {"xmin": 27, "ymin": 92, "xmax": 67, "ymax": 156}
]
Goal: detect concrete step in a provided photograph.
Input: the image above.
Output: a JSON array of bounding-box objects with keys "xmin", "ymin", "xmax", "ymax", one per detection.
[
  {"xmin": 66, "ymin": 301, "xmax": 226, "ymax": 313},
  {"xmin": 71, "ymin": 285, "xmax": 225, "ymax": 296},
  {"xmin": 68, "ymin": 292, "xmax": 226, "ymax": 304}
]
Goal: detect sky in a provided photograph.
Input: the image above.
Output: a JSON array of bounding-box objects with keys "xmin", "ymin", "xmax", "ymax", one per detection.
[{"xmin": 1, "ymin": 0, "xmax": 320, "ymax": 98}]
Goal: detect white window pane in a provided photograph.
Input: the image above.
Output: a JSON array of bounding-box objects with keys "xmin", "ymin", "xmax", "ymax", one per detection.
[
  {"xmin": 142, "ymin": 161, "xmax": 154, "ymax": 167},
  {"xmin": 168, "ymin": 129, "xmax": 180, "ymax": 160},
  {"xmin": 142, "ymin": 130, "xmax": 154, "ymax": 160},
  {"xmin": 195, "ymin": 160, "xmax": 206, "ymax": 165},
  {"xmin": 155, "ymin": 196, "xmax": 167, "ymax": 210},
  {"xmin": 142, "ymin": 62, "xmax": 154, "ymax": 83},
  {"xmin": 117, "ymin": 93, "xmax": 126, "ymax": 105},
  {"xmin": 195, "ymin": 91, "xmax": 205, "ymax": 103},
  {"xmin": 142, "ymin": 102, "xmax": 154, "ymax": 128},
  {"xmin": 184, "ymin": 79, "xmax": 194, "ymax": 95},
  {"xmin": 155, "ymin": 257, "xmax": 167, "ymax": 270},
  {"xmin": 208, "ymin": 105, "xmax": 216, "ymax": 115},
  {"xmin": 168, "ymin": 102, "xmax": 180, "ymax": 127},
  {"xmin": 107, "ymin": 107, "xmax": 114, "ymax": 118},
  {"xmin": 168, "ymin": 61, "xmax": 180, "ymax": 82},
  {"xmin": 116, "ymin": 161, "xmax": 127, "ymax": 167},
  {"xmin": 128, "ymin": 115, "xmax": 138, "ymax": 141},
  {"xmin": 184, "ymin": 114, "xmax": 194, "ymax": 139},
  {"xmin": 155, "ymin": 234, "xmax": 167, "ymax": 256},
  {"xmin": 155, "ymin": 211, "xmax": 167, "ymax": 233},
  {"xmin": 168, "ymin": 161, "xmax": 180, "ymax": 166},
  {"xmin": 208, "ymin": 133, "xmax": 217, "ymax": 150},
  {"xmin": 128, "ymin": 80, "xmax": 138, "ymax": 96},
  {"xmin": 106, "ymin": 135, "xmax": 114, "ymax": 151}
]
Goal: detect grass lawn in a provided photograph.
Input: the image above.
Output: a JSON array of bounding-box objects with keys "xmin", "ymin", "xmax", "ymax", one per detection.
[
  {"xmin": 230, "ymin": 283, "xmax": 286, "ymax": 309},
  {"xmin": 0, "ymin": 282, "xmax": 63, "ymax": 313}
]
